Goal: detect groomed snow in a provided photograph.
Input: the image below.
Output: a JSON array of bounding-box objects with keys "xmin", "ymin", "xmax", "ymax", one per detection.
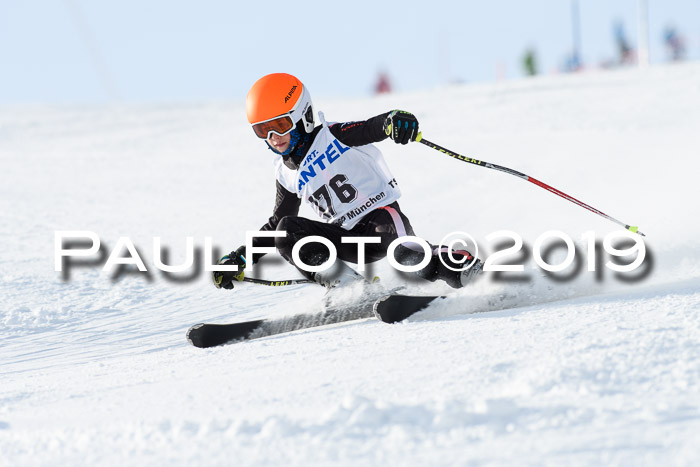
[{"xmin": 2, "ymin": 62, "xmax": 700, "ymax": 465}]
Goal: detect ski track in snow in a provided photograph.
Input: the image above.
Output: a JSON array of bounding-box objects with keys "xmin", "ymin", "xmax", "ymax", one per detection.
[{"xmin": 2, "ymin": 63, "xmax": 700, "ymax": 465}]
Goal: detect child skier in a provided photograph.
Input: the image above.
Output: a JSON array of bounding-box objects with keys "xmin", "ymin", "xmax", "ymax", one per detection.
[{"xmin": 214, "ymin": 73, "xmax": 481, "ymax": 291}]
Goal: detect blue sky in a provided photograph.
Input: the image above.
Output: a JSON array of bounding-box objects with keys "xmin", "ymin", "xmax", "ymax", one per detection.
[{"xmin": 1, "ymin": 0, "xmax": 698, "ymax": 104}]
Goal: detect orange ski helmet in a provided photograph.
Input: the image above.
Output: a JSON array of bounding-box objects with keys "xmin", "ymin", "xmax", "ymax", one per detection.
[{"xmin": 246, "ymin": 73, "xmax": 315, "ymax": 138}]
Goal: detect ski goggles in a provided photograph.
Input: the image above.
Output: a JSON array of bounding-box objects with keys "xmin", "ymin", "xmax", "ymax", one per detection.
[{"xmin": 251, "ymin": 114, "xmax": 295, "ymax": 140}]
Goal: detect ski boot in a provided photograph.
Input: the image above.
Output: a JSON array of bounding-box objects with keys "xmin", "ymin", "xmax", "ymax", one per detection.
[{"xmin": 459, "ymin": 258, "xmax": 484, "ymax": 287}]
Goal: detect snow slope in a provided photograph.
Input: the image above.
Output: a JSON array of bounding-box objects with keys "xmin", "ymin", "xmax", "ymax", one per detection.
[{"xmin": 2, "ymin": 62, "xmax": 700, "ymax": 465}]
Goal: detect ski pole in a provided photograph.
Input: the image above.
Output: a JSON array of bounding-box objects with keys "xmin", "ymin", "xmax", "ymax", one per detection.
[
  {"xmin": 415, "ymin": 134, "xmax": 645, "ymax": 236},
  {"xmin": 233, "ymin": 254, "xmax": 315, "ymax": 286},
  {"xmin": 243, "ymin": 277, "xmax": 314, "ymax": 286}
]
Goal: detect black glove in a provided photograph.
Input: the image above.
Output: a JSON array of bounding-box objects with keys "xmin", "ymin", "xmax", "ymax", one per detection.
[
  {"xmin": 213, "ymin": 245, "xmax": 247, "ymax": 289},
  {"xmin": 383, "ymin": 110, "xmax": 419, "ymax": 144}
]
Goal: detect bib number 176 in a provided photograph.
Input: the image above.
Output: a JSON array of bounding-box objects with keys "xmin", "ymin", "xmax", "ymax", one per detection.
[{"xmin": 308, "ymin": 173, "xmax": 357, "ymax": 219}]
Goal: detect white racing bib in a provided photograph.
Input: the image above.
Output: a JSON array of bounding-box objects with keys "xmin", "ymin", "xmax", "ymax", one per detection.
[{"xmin": 274, "ymin": 112, "xmax": 401, "ymax": 229}]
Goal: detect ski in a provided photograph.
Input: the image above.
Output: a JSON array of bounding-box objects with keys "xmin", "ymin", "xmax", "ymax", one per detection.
[
  {"xmin": 188, "ymin": 282, "xmax": 407, "ymax": 348},
  {"xmin": 187, "ymin": 301, "xmax": 376, "ymax": 348},
  {"xmin": 372, "ymin": 295, "xmax": 445, "ymax": 323},
  {"xmin": 187, "ymin": 319, "xmax": 265, "ymax": 348},
  {"xmin": 187, "ymin": 293, "xmax": 443, "ymax": 347}
]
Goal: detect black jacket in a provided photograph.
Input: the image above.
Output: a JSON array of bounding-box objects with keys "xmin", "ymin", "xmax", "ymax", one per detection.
[{"xmin": 250, "ymin": 112, "xmax": 390, "ymax": 261}]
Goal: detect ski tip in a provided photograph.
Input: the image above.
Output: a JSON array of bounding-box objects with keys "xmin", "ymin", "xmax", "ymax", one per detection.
[
  {"xmin": 373, "ymin": 294, "xmax": 444, "ymax": 324},
  {"xmin": 186, "ymin": 323, "xmax": 205, "ymax": 347},
  {"xmin": 372, "ymin": 294, "xmax": 392, "ymax": 310},
  {"xmin": 372, "ymin": 294, "xmax": 393, "ymax": 321}
]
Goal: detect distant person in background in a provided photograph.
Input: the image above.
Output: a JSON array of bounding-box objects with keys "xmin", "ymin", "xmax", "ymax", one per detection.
[
  {"xmin": 564, "ymin": 52, "xmax": 582, "ymax": 73},
  {"xmin": 523, "ymin": 49, "xmax": 538, "ymax": 76},
  {"xmin": 213, "ymin": 73, "xmax": 482, "ymax": 293},
  {"xmin": 664, "ymin": 26, "xmax": 686, "ymax": 62},
  {"xmin": 614, "ymin": 22, "xmax": 635, "ymax": 65},
  {"xmin": 375, "ymin": 72, "xmax": 392, "ymax": 94}
]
